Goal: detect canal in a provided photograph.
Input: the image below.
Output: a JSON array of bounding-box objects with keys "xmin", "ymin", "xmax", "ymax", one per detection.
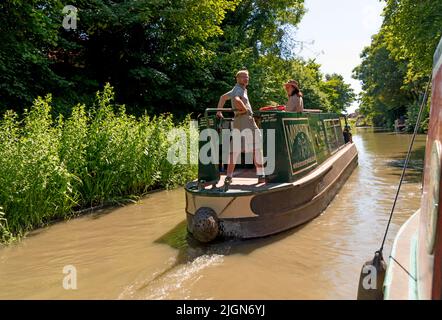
[{"xmin": 0, "ymin": 128, "xmax": 426, "ymax": 299}]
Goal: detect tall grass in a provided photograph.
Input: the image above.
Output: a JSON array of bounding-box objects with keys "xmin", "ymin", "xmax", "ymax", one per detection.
[{"xmin": 0, "ymin": 84, "xmax": 197, "ymax": 242}]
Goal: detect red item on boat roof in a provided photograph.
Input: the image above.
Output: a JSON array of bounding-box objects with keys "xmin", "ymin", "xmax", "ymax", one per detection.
[{"xmin": 259, "ymin": 105, "xmax": 286, "ymax": 111}]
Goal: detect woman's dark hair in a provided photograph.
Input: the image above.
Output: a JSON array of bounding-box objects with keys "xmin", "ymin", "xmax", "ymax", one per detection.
[{"xmin": 290, "ymin": 84, "xmax": 303, "ymax": 98}]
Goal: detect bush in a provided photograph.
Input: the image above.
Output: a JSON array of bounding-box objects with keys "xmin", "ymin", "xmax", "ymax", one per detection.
[{"xmin": 0, "ymin": 84, "xmax": 198, "ymax": 241}]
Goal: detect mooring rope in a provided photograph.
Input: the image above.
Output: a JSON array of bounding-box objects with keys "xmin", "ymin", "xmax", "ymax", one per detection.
[
  {"xmin": 388, "ymin": 255, "xmax": 417, "ymax": 282},
  {"xmin": 379, "ymin": 77, "xmax": 432, "ymax": 255}
]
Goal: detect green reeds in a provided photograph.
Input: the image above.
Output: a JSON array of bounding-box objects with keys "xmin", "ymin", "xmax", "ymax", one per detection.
[{"xmin": 0, "ymin": 84, "xmax": 197, "ymax": 242}]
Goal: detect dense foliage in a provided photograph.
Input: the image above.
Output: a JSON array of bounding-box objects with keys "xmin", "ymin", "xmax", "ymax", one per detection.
[
  {"xmin": 353, "ymin": 0, "xmax": 442, "ymax": 131},
  {"xmin": 0, "ymin": 84, "xmax": 197, "ymax": 242},
  {"xmin": 1, "ymin": 0, "xmax": 354, "ymax": 116}
]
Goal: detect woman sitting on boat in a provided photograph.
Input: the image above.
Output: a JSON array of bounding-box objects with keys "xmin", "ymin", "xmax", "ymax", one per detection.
[{"xmin": 284, "ymin": 80, "xmax": 304, "ymax": 112}]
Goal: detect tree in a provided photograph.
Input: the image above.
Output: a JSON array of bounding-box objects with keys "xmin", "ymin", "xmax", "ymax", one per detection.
[
  {"xmin": 53, "ymin": 0, "xmax": 241, "ymax": 116},
  {"xmin": 382, "ymin": 0, "xmax": 442, "ymax": 83},
  {"xmin": 320, "ymin": 74, "xmax": 355, "ymax": 113},
  {"xmin": 353, "ymin": 33, "xmax": 414, "ymax": 127},
  {"xmin": 353, "ymin": 0, "xmax": 439, "ymax": 131},
  {"xmin": 0, "ymin": 0, "xmax": 66, "ymax": 113}
]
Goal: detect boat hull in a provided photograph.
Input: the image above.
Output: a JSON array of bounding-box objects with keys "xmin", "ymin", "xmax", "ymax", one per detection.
[
  {"xmin": 185, "ymin": 142, "xmax": 358, "ymax": 240},
  {"xmin": 383, "ymin": 210, "xmax": 419, "ymax": 300},
  {"xmin": 380, "ymin": 35, "xmax": 442, "ymax": 300}
]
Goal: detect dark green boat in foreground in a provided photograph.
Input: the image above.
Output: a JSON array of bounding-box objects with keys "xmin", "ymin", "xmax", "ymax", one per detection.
[{"xmin": 185, "ymin": 108, "xmax": 358, "ymax": 242}]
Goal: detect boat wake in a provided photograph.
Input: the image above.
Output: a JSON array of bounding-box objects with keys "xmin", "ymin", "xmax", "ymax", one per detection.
[{"xmin": 118, "ymin": 254, "xmax": 224, "ymax": 299}]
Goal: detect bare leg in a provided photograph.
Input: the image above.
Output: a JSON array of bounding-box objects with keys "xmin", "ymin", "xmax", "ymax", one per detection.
[
  {"xmin": 254, "ymin": 148, "xmax": 265, "ymax": 179},
  {"xmin": 226, "ymin": 151, "xmax": 240, "ymax": 178},
  {"xmin": 223, "ymin": 151, "xmax": 240, "ymax": 191},
  {"xmin": 253, "ymin": 130, "xmax": 265, "ymax": 178}
]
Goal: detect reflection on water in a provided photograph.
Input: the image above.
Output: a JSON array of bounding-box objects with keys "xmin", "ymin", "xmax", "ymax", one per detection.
[{"xmin": 0, "ymin": 128, "xmax": 426, "ymax": 299}]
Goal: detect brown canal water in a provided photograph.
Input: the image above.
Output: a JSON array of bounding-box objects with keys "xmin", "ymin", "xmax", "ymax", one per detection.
[{"xmin": 0, "ymin": 128, "xmax": 426, "ymax": 299}]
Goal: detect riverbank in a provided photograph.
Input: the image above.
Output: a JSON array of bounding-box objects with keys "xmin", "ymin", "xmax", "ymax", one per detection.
[{"xmin": 0, "ymin": 85, "xmax": 197, "ymax": 243}]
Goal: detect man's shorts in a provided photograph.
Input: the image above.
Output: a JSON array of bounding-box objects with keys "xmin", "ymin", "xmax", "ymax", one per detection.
[{"xmin": 231, "ymin": 114, "xmax": 262, "ymax": 153}]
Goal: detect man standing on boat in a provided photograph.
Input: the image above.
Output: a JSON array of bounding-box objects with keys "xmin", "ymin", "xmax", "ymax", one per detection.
[{"xmin": 216, "ymin": 70, "xmax": 265, "ymax": 190}]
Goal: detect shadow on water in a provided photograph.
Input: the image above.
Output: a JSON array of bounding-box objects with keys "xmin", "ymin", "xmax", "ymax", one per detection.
[
  {"xmin": 157, "ymin": 219, "xmax": 308, "ymax": 260},
  {"xmin": 137, "ymin": 219, "xmax": 307, "ymax": 290},
  {"xmin": 385, "ymin": 145, "xmax": 426, "ymax": 183}
]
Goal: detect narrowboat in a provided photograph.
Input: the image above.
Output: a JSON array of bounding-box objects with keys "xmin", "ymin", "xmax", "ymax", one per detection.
[
  {"xmin": 184, "ymin": 108, "xmax": 358, "ymax": 242},
  {"xmin": 381, "ymin": 36, "xmax": 442, "ymax": 300}
]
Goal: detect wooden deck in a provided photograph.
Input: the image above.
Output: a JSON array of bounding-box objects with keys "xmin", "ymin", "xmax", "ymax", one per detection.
[
  {"xmin": 202, "ymin": 142, "xmax": 353, "ymax": 193},
  {"xmin": 204, "ymin": 170, "xmax": 283, "ymax": 192}
]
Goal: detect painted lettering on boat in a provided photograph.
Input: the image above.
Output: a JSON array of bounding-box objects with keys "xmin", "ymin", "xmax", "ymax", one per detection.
[
  {"xmin": 282, "ymin": 118, "xmax": 317, "ymax": 174},
  {"xmin": 314, "ymin": 120, "xmax": 327, "ymax": 149},
  {"xmin": 323, "ymin": 119, "xmax": 344, "ymax": 153}
]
